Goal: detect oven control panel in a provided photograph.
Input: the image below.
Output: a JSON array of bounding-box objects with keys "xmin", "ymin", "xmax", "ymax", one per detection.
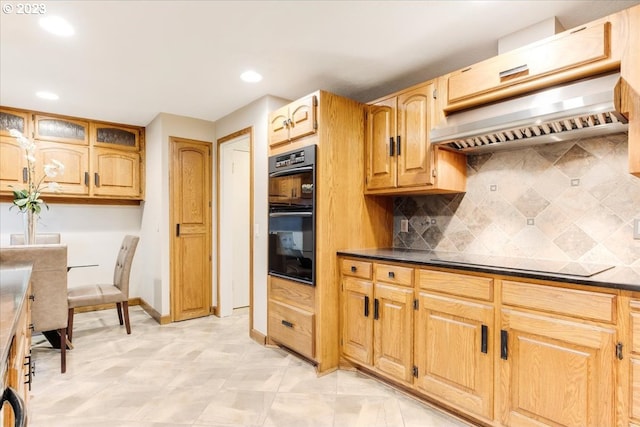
[
  {"xmin": 269, "ymin": 145, "xmax": 316, "ymax": 173},
  {"xmin": 274, "ymin": 150, "xmax": 306, "ymax": 168}
]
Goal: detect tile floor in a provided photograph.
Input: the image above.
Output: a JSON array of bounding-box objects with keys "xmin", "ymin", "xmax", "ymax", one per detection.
[{"xmin": 28, "ymin": 306, "xmax": 473, "ymax": 427}]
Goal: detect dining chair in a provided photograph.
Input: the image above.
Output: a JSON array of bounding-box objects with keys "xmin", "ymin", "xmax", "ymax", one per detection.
[
  {"xmin": 67, "ymin": 235, "xmax": 139, "ymax": 342},
  {"xmin": 10, "ymin": 233, "xmax": 61, "ymax": 245},
  {"xmin": 0, "ymin": 244, "xmax": 69, "ymax": 373}
]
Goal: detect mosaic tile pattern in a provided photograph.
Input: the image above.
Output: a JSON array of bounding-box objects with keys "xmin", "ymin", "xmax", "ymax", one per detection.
[{"xmin": 394, "ymin": 133, "xmax": 640, "ymax": 267}]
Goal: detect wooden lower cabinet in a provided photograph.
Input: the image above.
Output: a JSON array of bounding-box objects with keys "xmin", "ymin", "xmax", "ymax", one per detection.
[
  {"xmin": 341, "ymin": 276, "xmax": 373, "ymax": 365},
  {"xmin": 340, "ymin": 260, "xmax": 414, "ymax": 384},
  {"xmin": 415, "ymin": 291, "xmax": 494, "ymax": 421},
  {"xmin": 500, "ymin": 309, "xmax": 615, "ymax": 427},
  {"xmin": 339, "ymin": 256, "xmax": 628, "ymax": 426},
  {"xmin": 268, "ymin": 275, "xmax": 315, "ymax": 360},
  {"xmin": 373, "ymin": 283, "xmax": 414, "ymax": 383}
]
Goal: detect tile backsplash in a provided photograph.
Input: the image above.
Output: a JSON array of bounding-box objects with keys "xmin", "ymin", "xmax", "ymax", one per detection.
[{"xmin": 393, "ymin": 132, "xmax": 640, "ymax": 267}]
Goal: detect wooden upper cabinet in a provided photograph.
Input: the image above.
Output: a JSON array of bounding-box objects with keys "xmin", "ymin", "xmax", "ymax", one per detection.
[
  {"xmin": 397, "ymin": 86, "xmax": 432, "ymax": 187},
  {"xmin": 34, "ymin": 115, "xmax": 89, "ymax": 145},
  {"xmin": 447, "ymin": 21, "xmax": 612, "ymax": 110},
  {"xmin": 268, "ymin": 94, "xmax": 317, "ymax": 149},
  {"xmin": 0, "ymin": 108, "xmax": 30, "ymax": 137},
  {"xmin": 365, "ymin": 83, "xmax": 434, "ymax": 192},
  {"xmin": 91, "ymin": 122, "xmax": 140, "ymax": 151},
  {"xmin": 35, "ymin": 142, "xmax": 89, "ymax": 196},
  {"xmin": 0, "ymin": 135, "xmax": 28, "ymax": 192},
  {"xmin": 365, "ymin": 97, "xmax": 396, "ymax": 190},
  {"xmin": 91, "ymin": 147, "xmax": 141, "ymax": 198}
]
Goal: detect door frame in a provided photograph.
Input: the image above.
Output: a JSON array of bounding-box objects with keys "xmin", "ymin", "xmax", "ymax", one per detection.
[{"xmin": 216, "ymin": 127, "xmax": 254, "ymax": 331}]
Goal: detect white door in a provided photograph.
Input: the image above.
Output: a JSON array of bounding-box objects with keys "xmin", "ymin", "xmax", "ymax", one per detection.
[{"xmin": 219, "ymin": 135, "xmax": 250, "ymax": 316}]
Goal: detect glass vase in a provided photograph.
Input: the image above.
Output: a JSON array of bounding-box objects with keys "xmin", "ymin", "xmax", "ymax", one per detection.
[{"xmin": 23, "ymin": 210, "xmax": 37, "ymax": 245}]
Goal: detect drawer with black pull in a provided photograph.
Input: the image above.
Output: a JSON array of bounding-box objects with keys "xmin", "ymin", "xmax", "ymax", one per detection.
[{"xmin": 268, "ymin": 299, "xmax": 315, "ymax": 359}]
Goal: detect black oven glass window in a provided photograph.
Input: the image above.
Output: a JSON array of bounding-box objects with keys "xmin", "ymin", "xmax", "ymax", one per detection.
[{"xmin": 268, "ymin": 214, "xmax": 314, "ymax": 284}]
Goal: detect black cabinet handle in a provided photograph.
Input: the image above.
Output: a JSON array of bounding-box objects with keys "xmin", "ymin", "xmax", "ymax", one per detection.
[
  {"xmin": 500, "ymin": 330, "xmax": 508, "ymax": 360},
  {"xmin": 617, "ymin": 342, "xmax": 624, "ymax": 360},
  {"xmin": 374, "ymin": 298, "xmax": 380, "ymax": 320},
  {"xmin": 351, "ymin": 265, "xmax": 357, "ymax": 273},
  {"xmin": 397, "ymin": 135, "xmax": 401, "ymax": 156},
  {"xmin": 94, "ymin": 172, "xmax": 100, "ymax": 187},
  {"xmin": 481, "ymin": 324, "xmax": 488, "ymax": 354},
  {"xmin": 388, "ymin": 271, "xmax": 395, "ymax": 279},
  {"xmin": 176, "ymin": 223, "xmax": 181, "ymax": 237},
  {"xmin": 364, "ymin": 296, "xmax": 370, "ymax": 317},
  {"xmin": 84, "ymin": 171, "xmax": 89, "ymax": 186},
  {"xmin": 281, "ymin": 320, "xmax": 293, "ymax": 328},
  {"xmin": 22, "ymin": 167, "xmax": 28, "ymax": 183},
  {"xmin": 389, "ymin": 137, "xmax": 395, "ymax": 156}
]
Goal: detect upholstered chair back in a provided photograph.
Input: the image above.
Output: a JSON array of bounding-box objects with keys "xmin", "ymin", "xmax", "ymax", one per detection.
[
  {"xmin": 113, "ymin": 235, "xmax": 139, "ymax": 298},
  {"xmin": 0, "ymin": 244, "xmax": 68, "ymax": 332}
]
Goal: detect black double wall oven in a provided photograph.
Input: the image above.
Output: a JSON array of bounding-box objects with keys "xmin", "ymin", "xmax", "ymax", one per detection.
[{"xmin": 268, "ymin": 145, "xmax": 316, "ymax": 285}]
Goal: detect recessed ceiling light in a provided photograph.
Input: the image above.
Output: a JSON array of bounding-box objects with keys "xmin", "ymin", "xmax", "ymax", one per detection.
[
  {"xmin": 39, "ymin": 16, "xmax": 75, "ymax": 37},
  {"xmin": 240, "ymin": 70, "xmax": 263, "ymax": 83},
  {"xmin": 36, "ymin": 91, "xmax": 59, "ymax": 100}
]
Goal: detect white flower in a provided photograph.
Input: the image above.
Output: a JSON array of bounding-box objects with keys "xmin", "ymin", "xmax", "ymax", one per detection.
[
  {"xmin": 44, "ymin": 159, "xmax": 64, "ymax": 178},
  {"xmin": 47, "ymin": 182, "xmax": 62, "ymax": 192}
]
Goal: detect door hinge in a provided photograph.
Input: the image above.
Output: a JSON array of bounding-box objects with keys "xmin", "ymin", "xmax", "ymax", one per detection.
[
  {"xmin": 616, "ymin": 342, "xmax": 624, "ymax": 360},
  {"xmin": 313, "ymin": 95, "xmax": 318, "ymax": 107},
  {"xmin": 314, "ymin": 121, "xmax": 318, "ymax": 130},
  {"xmin": 209, "ymin": 255, "xmax": 212, "ymax": 261},
  {"xmin": 432, "ymin": 88, "xmax": 438, "ymax": 99},
  {"xmin": 412, "ymin": 366, "xmax": 419, "ymax": 378},
  {"xmin": 413, "ymin": 299, "xmax": 419, "ymax": 310},
  {"xmin": 432, "ymin": 169, "xmax": 437, "ymax": 178},
  {"xmin": 340, "ymin": 338, "xmax": 343, "ymax": 346}
]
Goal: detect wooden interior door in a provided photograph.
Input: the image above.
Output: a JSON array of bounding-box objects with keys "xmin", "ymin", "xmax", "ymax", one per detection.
[{"xmin": 170, "ymin": 137, "xmax": 212, "ymax": 321}]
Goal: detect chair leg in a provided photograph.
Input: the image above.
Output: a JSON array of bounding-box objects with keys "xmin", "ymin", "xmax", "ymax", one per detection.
[
  {"xmin": 60, "ymin": 327, "xmax": 66, "ymax": 374},
  {"xmin": 67, "ymin": 308, "xmax": 74, "ymax": 343},
  {"xmin": 116, "ymin": 302, "xmax": 124, "ymax": 325},
  {"xmin": 123, "ymin": 301, "xmax": 131, "ymax": 335}
]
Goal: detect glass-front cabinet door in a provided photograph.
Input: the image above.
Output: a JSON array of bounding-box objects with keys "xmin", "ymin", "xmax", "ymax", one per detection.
[{"xmin": 34, "ymin": 115, "xmax": 89, "ymax": 145}]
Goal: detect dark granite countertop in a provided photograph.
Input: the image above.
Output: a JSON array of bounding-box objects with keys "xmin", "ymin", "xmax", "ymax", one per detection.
[
  {"xmin": 1, "ymin": 263, "xmax": 32, "ymax": 383},
  {"xmin": 337, "ymin": 248, "xmax": 640, "ymax": 291}
]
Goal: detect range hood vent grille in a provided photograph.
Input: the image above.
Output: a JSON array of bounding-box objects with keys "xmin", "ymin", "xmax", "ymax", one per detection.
[{"xmin": 431, "ymin": 73, "xmax": 628, "ymax": 153}]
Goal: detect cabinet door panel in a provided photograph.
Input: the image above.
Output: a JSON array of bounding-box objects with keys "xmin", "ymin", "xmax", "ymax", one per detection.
[
  {"xmin": 373, "ymin": 283, "xmax": 413, "ymax": 383},
  {"xmin": 365, "ymin": 99, "xmax": 396, "ymax": 190},
  {"xmin": 92, "ymin": 148, "xmax": 140, "ymax": 197},
  {"xmin": 0, "ymin": 108, "xmax": 29, "ymax": 137},
  {"xmin": 289, "ymin": 95, "xmax": 317, "ymax": 141},
  {"xmin": 0, "ymin": 136, "xmax": 27, "ymax": 191},
  {"xmin": 448, "ymin": 22, "xmax": 610, "ymax": 104},
  {"xmin": 269, "ymin": 105, "xmax": 290, "ymax": 148},
  {"xmin": 34, "ymin": 115, "xmax": 89, "ymax": 145},
  {"xmin": 415, "ymin": 292, "xmax": 493, "ymax": 419},
  {"xmin": 342, "ymin": 277, "xmax": 373, "ymax": 365},
  {"xmin": 397, "ymin": 84, "xmax": 432, "ymax": 187},
  {"xmin": 36, "ymin": 142, "xmax": 89, "ymax": 195},
  {"xmin": 500, "ymin": 309, "xmax": 615, "ymax": 427}
]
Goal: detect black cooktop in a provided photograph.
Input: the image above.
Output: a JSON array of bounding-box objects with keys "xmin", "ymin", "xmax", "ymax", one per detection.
[{"xmin": 430, "ymin": 254, "xmax": 614, "ymax": 278}]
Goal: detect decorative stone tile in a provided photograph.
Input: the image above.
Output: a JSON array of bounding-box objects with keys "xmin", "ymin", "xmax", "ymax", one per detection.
[
  {"xmin": 392, "ymin": 133, "xmax": 639, "ymax": 267},
  {"xmin": 554, "ymin": 144, "xmax": 597, "ymax": 178},
  {"xmin": 553, "ymin": 224, "xmax": 598, "ymax": 259},
  {"xmin": 513, "ymin": 188, "xmax": 550, "ymax": 218}
]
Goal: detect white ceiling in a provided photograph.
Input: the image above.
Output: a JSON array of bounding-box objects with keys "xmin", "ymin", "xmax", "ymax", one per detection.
[{"xmin": 1, "ymin": 0, "xmax": 639, "ymax": 127}]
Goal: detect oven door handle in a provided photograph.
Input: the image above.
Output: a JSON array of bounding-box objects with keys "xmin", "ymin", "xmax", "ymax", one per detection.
[
  {"xmin": 269, "ymin": 212, "xmax": 313, "ymax": 217},
  {"xmin": 269, "ymin": 166, "xmax": 314, "ymax": 178}
]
